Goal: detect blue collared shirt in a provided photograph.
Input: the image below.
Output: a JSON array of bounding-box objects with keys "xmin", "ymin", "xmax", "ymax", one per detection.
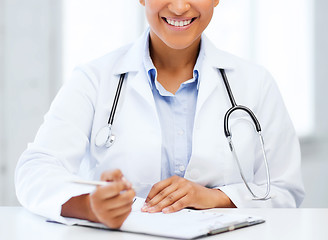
[{"xmin": 143, "ymin": 35, "xmax": 204, "ymax": 180}]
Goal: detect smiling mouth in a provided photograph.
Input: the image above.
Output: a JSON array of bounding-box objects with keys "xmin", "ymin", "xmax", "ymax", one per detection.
[{"xmin": 162, "ymin": 17, "xmax": 196, "ymax": 27}]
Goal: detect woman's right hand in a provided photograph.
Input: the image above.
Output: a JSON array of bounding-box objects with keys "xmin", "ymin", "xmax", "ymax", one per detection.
[{"xmin": 89, "ymin": 169, "xmax": 135, "ymax": 229}]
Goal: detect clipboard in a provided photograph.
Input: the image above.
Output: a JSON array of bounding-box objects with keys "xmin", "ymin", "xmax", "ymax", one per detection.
[{"xmin": 69, "ymin": 198, "xmax": 265, "ymax": 239}]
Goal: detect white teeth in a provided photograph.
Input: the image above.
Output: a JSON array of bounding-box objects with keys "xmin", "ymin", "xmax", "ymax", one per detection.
[{"xmin": 166, "ymin": 18, "xmax": 192, "ymax": 27}]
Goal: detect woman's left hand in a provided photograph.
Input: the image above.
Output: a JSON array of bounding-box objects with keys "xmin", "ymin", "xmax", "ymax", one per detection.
[{"xmin": 141, "ymin": 176, "xmax": 235, "ymax": 213}]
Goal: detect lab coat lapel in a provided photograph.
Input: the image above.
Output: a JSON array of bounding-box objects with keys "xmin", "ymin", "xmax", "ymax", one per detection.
[
  {"xmin": 187, "ymin": 36, "xmax": 238, "ymax": 186},
  {"xmin": 113, "ymin": 30, "xmax": 156, "ymax": 109},
  {"xmin": 195, "ymin": 35, "xmax": 236, "ymax": 118},
  {"xmin": 195, "ymin": 61, "xmax": 220, "ymax": 118},
  {"xmin": 128, "ymin": 71, "xmax": 157, "ymax": 110},
  {"xmin": 102, "ymin": 30, "xmax": 162, "ymax": 186}
]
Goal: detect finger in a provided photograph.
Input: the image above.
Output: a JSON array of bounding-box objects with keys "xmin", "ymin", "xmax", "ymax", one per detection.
[
  {"xmin": 100, "ymin": 170, "xmax": 132, "ymax": 190},
  {"xmin": 100, "ymin": 169, "xmax": 123, "ymax": 182},
  {"xmin": 145, "ymin": 183, "xmax": 179, "ymax": 209},
  {"xmin": 102, "ymin": 189, "xmax": 135, "ymax": 211},
  {"xmin": 99, "ymin": 203, "xmax": 132, "ymax": 229},
  {"xmin": 147, "ymin": 188, "xmax": 187, "ymax": 213},
  {"xmin": 94, "ymin": 181, "xmax": 130, "ymax": 200},
  {"xmin": 104, "ymin": 208, "xmax": 132, "ymax": 229},
  {"xmin": 121, "ymin": 177, "xmax": 132, "ymax": 189},
  {"xmin": 162, "ymin": 195, "xmax": 189, "ymax": 214},
  {"xmin": 90, "ymin": 190, "xmax": 135, "ymax": 225},
  {"xmin": 106, "ymin": 201, "xmax": 133, "ymax": 219},
  {"xmin": 145, "ymin": 177, "xmax": 175, "ymax": 203}
]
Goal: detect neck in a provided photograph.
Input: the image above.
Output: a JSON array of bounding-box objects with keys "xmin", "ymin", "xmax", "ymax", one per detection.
[{"xmin": 149, "ymin": 32, "xmax": 200, "ymax": 71}]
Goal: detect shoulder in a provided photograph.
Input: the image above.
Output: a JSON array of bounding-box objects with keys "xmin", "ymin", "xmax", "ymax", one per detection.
[
  {"xmin": 206, "ymin": 36, "xmax": 266, "ymax": 73},
  {"xmin": 79, "ymin": 43, "xmax": 134, "ymax": 76},
  {"xmin": 201, "ymin": 36, "xmax": 278, "ymax": 108},
  {"xmin": 76, "ymin": 30, "xmax": 147, "ymax": 80},
  {"xmin": 201, "ymin": 35, "xmax": 270, "ymax": 81},
  {"xmin": 66, "ymin": 42, "xmax": 136, "ymax": 91}
]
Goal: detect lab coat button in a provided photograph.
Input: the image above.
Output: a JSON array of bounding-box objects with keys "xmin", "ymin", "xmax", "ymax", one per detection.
[{"xmin": 179, "ymin": 165, "xmax": 185, "ymax": 172}]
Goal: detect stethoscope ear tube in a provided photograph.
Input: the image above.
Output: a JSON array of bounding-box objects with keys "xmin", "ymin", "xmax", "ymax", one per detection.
[{"xmin": 224, "ymin": 106, "xmax": 262, "ymax": 137}]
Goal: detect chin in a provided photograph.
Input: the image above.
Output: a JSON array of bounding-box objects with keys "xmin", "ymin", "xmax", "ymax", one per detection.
[{"xmin": 163, "ymin": 37, "xmax": 200, "ymax": 50}]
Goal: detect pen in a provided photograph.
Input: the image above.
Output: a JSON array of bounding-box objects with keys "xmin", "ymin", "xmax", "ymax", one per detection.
[
  {"xmin": 70, "ymin": 179, "xmax": 152, "ymax": 193},
  {"xmin": 71, "ymin": 179, "xmax": 139, "ymax": 205},
  {"xmin": 71, "ymin": 179, "xmax": 113, "ymax": 187}
]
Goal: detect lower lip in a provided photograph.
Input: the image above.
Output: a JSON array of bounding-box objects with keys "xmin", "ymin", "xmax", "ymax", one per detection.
[{"xmin": 163, "ymin": 18, "xmax": 195, "ymax": 31}]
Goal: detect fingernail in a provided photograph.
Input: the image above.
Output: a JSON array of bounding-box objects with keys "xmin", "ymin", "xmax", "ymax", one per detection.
[
  {"xmin": 141, "ymin": 206, "xmax": 148, "ymax": 212},
  {"xmin": 148, "ymin": 207, "xmax": 156, "ymax": 212}
]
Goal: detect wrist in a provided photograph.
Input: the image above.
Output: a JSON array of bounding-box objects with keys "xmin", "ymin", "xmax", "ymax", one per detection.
[
  {"xmin": 213, "ymin": 189, "xmax": 236, "ymax": 208},
  {"xmin": 61, "ymin": 194, "xmax": 99, "ymax": 222},
  {"xmin": 197, "ymin": 187, "xmax": 235, "ymax": 209},
  {"xmin": 86, "ymin": 194, "xmax": 99, "ymax": 222}
]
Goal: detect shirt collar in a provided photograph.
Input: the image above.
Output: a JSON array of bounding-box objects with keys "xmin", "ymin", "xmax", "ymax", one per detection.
[{"xmin": 143, "ymin": 31, "xmax": 205, "ymax": 90}]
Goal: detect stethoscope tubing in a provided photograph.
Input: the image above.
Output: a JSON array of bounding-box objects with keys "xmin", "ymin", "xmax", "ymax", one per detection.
[
  {"xmin": 108, "ymin": 73, "xmax": 126, "ymax": 125},
  {"xmin": 219, "ymin": 68, "xmax": 271, "ymax": 200},
  {"xmin": 94, "ymin": 73, "xmax": 126, "ymax": 148}
]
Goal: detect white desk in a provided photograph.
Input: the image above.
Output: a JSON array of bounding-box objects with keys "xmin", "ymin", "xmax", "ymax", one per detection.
[{"xmin": 1, "ymin": 207, "xmax": 327, "ymax": 240}]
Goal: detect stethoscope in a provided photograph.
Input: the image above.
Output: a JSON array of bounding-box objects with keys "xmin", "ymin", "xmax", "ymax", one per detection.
[
  {"xmin": 94, "ymin": 73, "xmax": 125, "ymax": 148},
  {"xmin": 95, "ymin": 70, "xmax": 271, "ymax": 200}
]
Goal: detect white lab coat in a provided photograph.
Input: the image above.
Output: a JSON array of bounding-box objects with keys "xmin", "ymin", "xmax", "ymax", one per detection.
[{"xmin": 15, "ymin": 30, "xmax": 305, "ymax": 224}]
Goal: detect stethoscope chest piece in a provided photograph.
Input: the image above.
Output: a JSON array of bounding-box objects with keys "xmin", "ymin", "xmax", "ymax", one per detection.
[{"xmin": 95, "ymin": 124, "xmax": 115, "ymax": 148}]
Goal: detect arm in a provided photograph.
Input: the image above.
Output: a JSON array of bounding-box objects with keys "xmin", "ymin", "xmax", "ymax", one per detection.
[
  {"xmin": 15, "ymin": 66, "xmax": 99, "ymax": 223},
  {"xmin": 61, "ymin": 194, "xmax": 97, "ymax": 222}
]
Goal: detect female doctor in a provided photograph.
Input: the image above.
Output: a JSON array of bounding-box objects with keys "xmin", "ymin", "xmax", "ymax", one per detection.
[{"xmin": 15, "ymin": 0, "xmax": 305, "ymax": 229}]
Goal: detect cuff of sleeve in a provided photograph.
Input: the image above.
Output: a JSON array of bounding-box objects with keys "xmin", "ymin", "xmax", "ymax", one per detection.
[
  {"xmin": 217, "ymin": 183, "xmax": 273, "ymax": 208},
  {"xmin": 24, "ymin": 179, "xmax": 95, "ymax": 225}
]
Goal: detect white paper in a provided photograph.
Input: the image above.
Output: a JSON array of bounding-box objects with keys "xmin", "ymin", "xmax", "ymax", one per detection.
[{"xmin": 71, "ymin": 197, "xmax": 264, "ymax": 239}]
